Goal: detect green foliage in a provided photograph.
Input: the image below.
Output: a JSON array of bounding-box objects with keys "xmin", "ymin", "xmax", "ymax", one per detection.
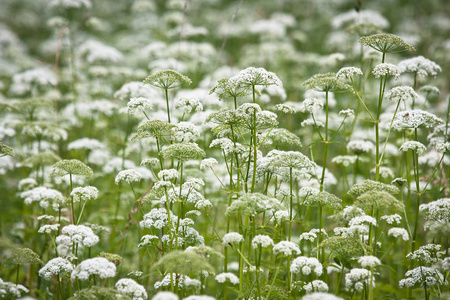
[
  {"xmin": 68, "ymin": 286, "xmax": 131, "ymax": 300},
  {"xmin": 2, "ymin": 248, "xmax": 42, "ymax": 266}
]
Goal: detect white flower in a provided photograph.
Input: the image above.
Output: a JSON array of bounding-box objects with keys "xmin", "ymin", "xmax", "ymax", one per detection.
[
  {"xmin": 231, "ymin": 67, "xmax": 282, "ymax": 87},
  {"xmin": 349, "ymin": 216, "xmax": 377, "ymax": 227},
  {"xmin": 372, "ymin": 63, "xmax": 400, "ymax": 79},
  {"xmin": 70, "ymin": 186, "xmax": 98, "ymax": 202},
  {"xmin": 436, "ymin": 142, "xmax": 450, "ymax": 153},
  {"xmin": 175, "ymin": 96, "xmax": 203, "ymax": 113},
  {"xmin": 158, "ymin": 169, "xmax": 179, "ymax": 180},
  {"xmin": 138, "ymin": 235, "xmax": 159, "ymax": 248},
  {"xmin": 140, "ymin": 208, "xmax": 172, "ymax": 229},
  {"xmin": 273, "ymin": 241, "xmax": 301, "ymax": 256},
  {"xmin": 71, "ymin": 257, "xmax": 116, "ymax": 280},
  {"xmin": 115, "ymin": 278, "xmax": 148, "ymax": 300},
  {"xmin": 399, "ymin": 141, "xmax": 426, "ymax": 155},
  {"xmin": 78, "ymin": 40, "xmax": 123, "ymax": 64},
  {"xmin": 345, "ymin": 268, "xmax": 375, "ymax": 291},
  {"xmin": 304, "ymin": 280, "xmax": 329, "ymax": 293},
  {"xmin": 301, "ymin": 98, "xmax": 323, "ymax": 113},
  {"xmin": 291, "ymin": 256, "xmax": 323, "ymax": 276},
  {"xmin": 59, "ymin": 224, "xmax": 99, "ymax": 247},
  {"xmin": 151, "ymin": 292, "xmax": 179, "ymax": 300},
  {"xmin": 222, "ymin": 232, "xmax": 244, "ymax": 245},
  {"xmin": 339, "ymin": 109, "xmax": 355, "ymax": 118},
  {"xmin": 388, "ymin": 86, "xmax": 419, "ymax": 103},
  {"xmin": 380, "ymin": 214, "xmax": 402, "ymax": 225},
  {"xmin": 200, "ymin": 158, "xmax": 218, "ymax": 171},
  {"xmin": 215, "ymin": 273, "xmax": 239, "ymax": 285},
  {"xmin": 420, "ymin": 198, "xmax": 450, "ymax": 222},
  {"xmin": 0, "ymin": 278, "xmax": 29, "ymax": 298},
  {"xmin": 68, "ymin": 138, "xmax": 105, "ymax": 150},
  {"xmin": 301, "ymin": 292, "xmax": 343, "ymax": 300},
  {"xmin": 346, "ymin": 140, "xmax": 373, "ymax": 155},
  {"xmin": 388, "ymin": 227, "xmax": 409, "ymax": 241},
  {"xmin": 275, "ymin": 104, "xmax": 296, "ymax": 114},
  {"xmin": 39, "ymin": 258, "xmax": 73, "ymax": 280},
  {"xmin": 115, "ymin": 169, "xmax": 143, "ymax": 184},
  {"xmin": 127, "ymin": 97, "xmax": 153, "ymax": 115},
  {"xmin": 20, "ymin": 187, "xmax": 64, "ymax": 209},
  {"xmin": 251, "ymin": 235, "xmax": 274, "ymax": 248},
  {"xmin": 299, "ymin": 229, "xmax": 327, "ymax": 243},
  {"xmin": 398, "ymin": 56, "xmax": 442, "ymax": 77},
  {"xmin": 38, "ymin": 224, "xmax": 60, "ymax": 234},
  {"xmin": 399, "ymin": 267, "xmax": 444, "ymax": 288},
  {"xmin": 357, "ymin": 256, "xmax": 381, "ymax": 268},
  {"xmin": 392, "ymin": 109, "xmax": 444, "ymax": 130},
  {"xmin": 336, "ymin": 67, "xmax": 363, "ymax": 80}
]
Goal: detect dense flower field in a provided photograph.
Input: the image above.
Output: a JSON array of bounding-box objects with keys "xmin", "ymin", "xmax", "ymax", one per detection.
[{"xmin": 0, "ymin": 0, "xmax": 449, "ymax": 299}]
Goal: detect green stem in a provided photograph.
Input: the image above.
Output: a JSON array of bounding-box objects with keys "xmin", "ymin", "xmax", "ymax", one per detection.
[{"xmin": 164, "ymin": 88, "xmax": 171, "ymax": 123}]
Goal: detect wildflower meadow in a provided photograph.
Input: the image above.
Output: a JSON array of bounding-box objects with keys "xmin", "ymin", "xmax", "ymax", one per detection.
[{"xmin": 1, "ymin": 0, "xmax": 450, "ymax": 299}]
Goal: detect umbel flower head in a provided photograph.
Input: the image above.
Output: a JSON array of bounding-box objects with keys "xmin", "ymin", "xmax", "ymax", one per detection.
[
  {"xmin": 348, "ymin": 180, "xmax": 399, "ymax": 197},
  {"xmin": 160, "ymin": 142, "xmax": 206, "ymax": 162},
  {"xmin": 143, "ymin": 69, "xmax": 192, "ymax": 90},
  {"xmin": 50, "ymin": 159, "xmax": 93, "ymax": 178},
  {"xmin": 39, "ymin": 257, "xmax": 73, "ymax": 280},
  {"xmin": 153, "ymin": 250, "xmax": 214, "ymax": 276},
  {"xmin": 3, "ymin": 247, "xmax": 42, "ymax": 266},
  {"xmin": 225, "ymin": 193, "xmax": 284, "ymax": 217},
  {"xmin": 132, "ymin": 119, "xmax": 175, "ymax": 140},
  {"xmin": 115, "ymin": 278, "xmax": 148, "ymax": 300},
  {"xmin": 71, "ymin": 257, "xmax": 116, "ymax": 280},
  {"xmin": 398, "ymin": 56, "xmax": 442, "ymax": 77},
  {"xmin": 230, "ymin": 67, "xmax": 282, "ymax": 87},
  {"xmin": 303, "ymin": 73, "xmax": 351, "ymax": 92},
  {"xmin": 354, "ymin": 190, "xmax": 404, "ymax": 214},
  {"xmin": 209, "ymin": 77, "xmax": 252, "ymax": 100},
  {"xmin": 358, "ymin": 33, "xmax": 415, "ymax": 54}
]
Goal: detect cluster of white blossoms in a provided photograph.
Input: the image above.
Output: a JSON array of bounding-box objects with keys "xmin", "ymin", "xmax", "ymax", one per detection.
[
  {"xmin": 215, "ymin": 272, "xmax": 239, "ymax": 285},
  {"xmin": 290, "ymin": 256, "xmax": 323, "ymax": 276},
  {"xmin": 38, "ymin": 258, "xmax": 74, "ymax": 280},
  {"xmin": 175, "ymin": 96, "xmax": 203, "ymax": 113},
  {"xmin": 138, "ymin": 235, "xmax": 159, "ymax": 248},
  {"xmin": 349, "ymin": 215, "xmax": 377, "ymax": 227},
  {"xmin": 336, "ymin": 67, "xmax": 363, "ymax": 80},
  {"xmin": 251, "ymin": 235, "xmax": 274, "ymax": 248},
  {"xmin": 20, "ymin": 187, "xmax": 64, "ymax": 209},
  {"xmin": 398, "ymin": 56, "xmax": 442, "ymax": 77},
  {"xmin": 275, "ymin": 103, "xmax": 297, "ymax": 114},
  {"xmin": 372, "ymin": 63, "xmax": 400, "ymax": 79},
  {"xmin": 380, "ymin": 214, "xmax": 402, "ymax": 225},
  {"xmin": 151, "ymin": 291, "xmax": 179, "ymax": 300},
  {"xmin": 399, "ymin": 141, "xmax": 427, "ymax": 155},
  {"xmin": 407, "ymin": 244, "xmax": 441, "ymax": 264},
  {"xmin": 38, "ymin": 224, "xmax": 60, "ymax": 234},
  {"xmin": 230, "ymin": 67, "xmax": 283, "ymax": 87},
  {"xmin": 387, "ymin": 227, "xmax": 409, "ymax": 241},
  {"xmin": 10, "ymin": 67, "xmax": 57, "ymax": 95},
  {"xmin": 68, "ymin": 138, "xmax": 105, "ymax": 151},
  {"xmin": 345, "ymin": 268, "xmax": 375, "ymax": 291},
  {"xmin": 304, "ymin": 280, "xmax": 329, "ymax": 293},
  {"xmin": 57, "ymin": 225, "xmax": 99, "ymax": 247},
  {"xmin": 71, "ymin": 257, "xmax": 116, "ymax": 280},
  {"xmin": 78, "ymin": 40, "xmax": 123, "ymax": 64},
  {"xmin": 399, "ymin": 267, "xmax": 444, "ymax": 288},
  {"xmin": 200, "ymin": 158, "xmax": 218, "ymax": 171},
  {"xmin": 273, "ymin": 241, "xmax": 301, "ymax": 256},
  {"xmin": 154, "ymin": 274, "xmax": 200, "ymax": 290},
  {"xmin": 158, "ymin": 169, "xmax": 179, "ymax": 181},
  {"xmin": 210, "ymin": 138, "xmax": 246, "ymax": 156},
  {"xmin": 115, "ymin": 169, "xmax": 143, "ymax": 184},
  {"xmin": 48, "ymin": 0, "xmax": 92, "ymax": 9},
  {"xmin": 222, "ymin": 232, "xmax": 244, "ymax": 245},
  {"xmin": 299, "ymin": 229, "xmax": 328, "ymax": 242},
  {"xmin": 301, "ymin": 98, "xmax": 323, "ymax": 113},
  {"xmin": 339, "ymin": 109, "xmax": 355, "ymax": 118},
  {"xmin": 140, "ymin": 208, "xmax": 173, "ymax": 229},
  {"xmin": 357, "ymin": 256, "xmax": 381, "ymax": 268},
  {"xmin": 388, "ymin": 86, "xmax": 419, "ymax": 103},
  {"xmin": 419, "ymin": 198, "xmax": 450, "ymax": 222},
  {"xmin": 114, "ymin": 81, "xmax": 158, "ymax": 101},
  {"xmin": 392, "ymin": 109, "xmax": 444, "ymax": 130},
  {"xmin": 346, "ymin": 140, "xmax": 374, "ymax": 155},
  {"xmin": 127, "ymin": 97, "xmax": 153, "ymax": 115},
  {"xmin": 70, "ymin": 186, "xmax": 99, "ymax": 202},
  {"xmin": 301, "ymin": 292, "xmax": 343, "ymax": 300},
  {"xmin": 115, "ymin": 278, "xmax": 148, "ymax": 300},
  {"xmin": 0, "ymin": 278, "xmax": 29, "ymax": 298}
]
